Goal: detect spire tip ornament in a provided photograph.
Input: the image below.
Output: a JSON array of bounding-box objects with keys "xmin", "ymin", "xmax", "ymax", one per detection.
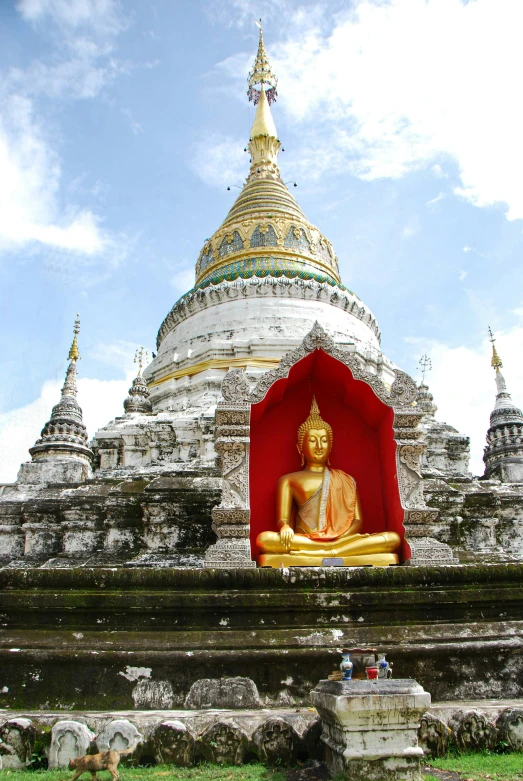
[
  {"xmin": 418, "ymin": 354, "xmax": 432, "ymax": 385},
  {"xmin": 134, "ymin": 347, "xmax": 149, "ymax": 377},
  {"xmin": 488, "ymin": 325, "xmax": 503, "ymax": 372},
  {"xmin": 247, "ymin": 20, "xmax": 278, "ymax": 105},
  {"xmin": 68, "ymin": 314, "xmax": 81, "ymax": 362}
]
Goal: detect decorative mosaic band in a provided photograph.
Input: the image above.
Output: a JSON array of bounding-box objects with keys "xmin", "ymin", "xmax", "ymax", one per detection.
[{"xmin": 195, "ymin": 256, "xmax": 351, "ymax": 293}]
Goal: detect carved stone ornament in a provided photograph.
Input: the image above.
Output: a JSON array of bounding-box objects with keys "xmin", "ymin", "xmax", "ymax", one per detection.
[
  {"xmin": 452, "ymin": 710, "xmax": 497, "ymax": 753},
  {"xmin": 207, "ymin": 321, "xmax": 456, "ymax": 568},
  {"xmin": 496, "ymin": 708, "xmax": 523, "ymax": 751},
  {"xmin": 204, "ymin": 402, "xmax": 254, "ymax": 568},
  {"xmin": 247, "ymin": 321, "xmax": 417, "ymax": 409},
  {"xmin": 221, "ymin": 369, "xmax": 251, "ymax": 403},
  {"xmin": 418, "ymin": 712, "xmax": 449, "ymax": 758},
  {"xmin": 198, "ymin": 721, "xmax": 248, "ymax": 765}
]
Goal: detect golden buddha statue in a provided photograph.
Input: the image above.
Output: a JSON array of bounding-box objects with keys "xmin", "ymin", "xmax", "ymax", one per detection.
[{"xmin": 256, "ymin": 397, "xmax": 401, "ymax": 567}]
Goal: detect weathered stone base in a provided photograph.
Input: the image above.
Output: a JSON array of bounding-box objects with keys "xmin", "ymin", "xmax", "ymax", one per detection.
[
  {"xmin": 17, "ymin": 457, "xmax": 92, "ymax": 486},
  {"xmin": 324, "ymin": 752, "xmax": 421, "ymax": 781},
  {"xmin": 311, "ymin": 680, "xmax": 429, "ymax": 781},
  {"xmin": 0, "ymin": 565, "xmax": 522, "ymax": 710},
  {"xmin": 204, "ymin": 538, "xmax": 256, "ymax": 568}
]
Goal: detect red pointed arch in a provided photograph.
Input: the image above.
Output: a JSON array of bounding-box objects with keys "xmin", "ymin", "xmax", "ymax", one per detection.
[{"xmin": 249, "ymin": 349, "xmax": 410, "ymax": 562}]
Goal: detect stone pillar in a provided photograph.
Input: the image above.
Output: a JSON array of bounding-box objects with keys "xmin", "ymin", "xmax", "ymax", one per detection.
[
  {"xmin": 394, "ymin": 410, "xmax": 457, "ymax": 565},
  {"xmin": 0, "ymin": 503, "xmax": 24, "ymax": 562},
  {"xmin": 103, "ymin": 494, "xmax": 142, "ymax": 556},
  {"xmin": 311, "ymin": 679, "xmax": 430, "ymax": 781},
  {"xmin": 205, "ymin": 370, "xmax": 255, "ymax": 568},
  {"xmin": 62, "ymin": 511, "xmax": 104, "ymax": 558},
  {"xmin": 21, "ymin": 507, "xmax": 62, "ymax": 560}
]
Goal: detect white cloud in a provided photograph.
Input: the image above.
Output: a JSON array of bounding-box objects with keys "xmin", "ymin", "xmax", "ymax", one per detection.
[
  {"xmin": 0, "ymin": 0, "xmax": 130, "ymax": 259},
  {"xmin": 426, "ymin": 192, "xmax": 445, "ymax": 207},
  {"xmin": 459, "ymin": 270, "xmax": 468, "ymax": 281},
  {"xmin": 13, "ymin": 0, "xmax": 127, "ymax": 100},
  {"xmin": 0, "ymin": 95, "xmax": 107, "ymax": 255},
  {"xmin": 265, "ymin": 0, "xmax": 523, "ymax": 219},
  {"xmin": 171, "ymin": 268, "xmax": 196, "ymax": 294},
  {"xmin": 401, "ymin": 219, "xmax": 419, "ymax": 239},
  {"xmin": 0, "ymin": 371, "xmax": 133, "ymax": 484},
  {"xmin": 407, "ymin": 320, "xmax": 523, "ymax": 476},
  {"xmin": 191, "ymin": 133, "xmax": 247, "ymax": 189},
  {"xmin": 205, "ymin": 0, "xmax": 294, "ymax": 28},
  {"xmin": 17, "ymin": 0, "xmax": 125, "ymax": 36},
  {"xmin": 89, "ymin": 339, "xmax": 147, "ymax": 371}
]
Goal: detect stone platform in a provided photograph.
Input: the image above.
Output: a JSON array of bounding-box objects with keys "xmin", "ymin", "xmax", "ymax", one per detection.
[{"xmin": 0, "ymin": 564, "xmax": 522, "ymax": 710}]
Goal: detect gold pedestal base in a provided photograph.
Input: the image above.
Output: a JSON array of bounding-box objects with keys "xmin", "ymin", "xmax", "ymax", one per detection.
[{"xmin": 257, "ymin": 552, "xmax": 399, "ymax": 568}]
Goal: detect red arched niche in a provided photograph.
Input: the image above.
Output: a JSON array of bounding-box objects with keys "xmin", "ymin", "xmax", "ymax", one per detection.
[{"xmin": 249, "ymin": 349, "xmax": 410, "ymax": 562}]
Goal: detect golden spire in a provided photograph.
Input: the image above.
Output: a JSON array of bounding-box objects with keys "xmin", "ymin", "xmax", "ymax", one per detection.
[
  {"xmin": 134, "ymin": 346, "xmax": 149, "ymax": 376},
  {"xmin": 488, "ymin": 325, "xmax": 503, "ymax": 372},
  {"xmin": 250, "ymin": 84, "xmax": 278, "ymax": 139},
  {"xmin": 247, "ymin": 24, "xmax": 281, "ymax": 178},
  {"xmin": 68, "ymin": 314, "xmax": 81, "ymax": 362},
  {"xmin": 247, "ymin": 21, "xmax": 278, "ymax": 105}
]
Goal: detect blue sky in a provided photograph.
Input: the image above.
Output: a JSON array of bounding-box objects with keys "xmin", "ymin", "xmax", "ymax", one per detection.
[{"xmin": 1, "ymin": 0, "xmax": 523, "ymax": 481}]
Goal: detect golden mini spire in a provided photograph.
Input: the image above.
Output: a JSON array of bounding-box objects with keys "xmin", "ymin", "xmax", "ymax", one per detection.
[
  {"xmin": 134, "ymin": 347, "xmax": 149, "ymax": 376},
  {"xmin": 68, "ymin": 314, "xmax": 81, "ymax": 362},
  {"xmin": 488, "ymin": 325, "xmax": 503, "ymax": 372},
  {"xmin": 247, "ymin": 21, "xmax": 278, "ymax": 105}
]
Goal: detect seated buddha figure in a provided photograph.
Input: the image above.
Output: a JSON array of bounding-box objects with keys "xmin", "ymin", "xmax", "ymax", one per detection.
[{"xmin": 256, "ymin": 397, "xmax": 401, "ymax": 567}]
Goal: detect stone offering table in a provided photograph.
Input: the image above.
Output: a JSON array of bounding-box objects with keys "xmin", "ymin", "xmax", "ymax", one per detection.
[{"xmin": 311, "ymin": 678, "xmax": 430, "ymax": 781}]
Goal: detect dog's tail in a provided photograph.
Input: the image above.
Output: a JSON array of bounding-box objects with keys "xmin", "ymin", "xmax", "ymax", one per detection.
[{"xmin": 116, "ymin": 747, "xmax": 137, "ymax": 756}]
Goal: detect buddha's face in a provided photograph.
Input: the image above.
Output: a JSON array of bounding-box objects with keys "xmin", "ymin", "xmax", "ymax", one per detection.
[{"xmin": 300, "ymin": 427, "xmax": 331, "ymax": 466}]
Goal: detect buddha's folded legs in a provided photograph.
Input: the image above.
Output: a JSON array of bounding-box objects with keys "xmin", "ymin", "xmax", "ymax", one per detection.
[
  {"xmin": 256, "ymin": 530, "xmax": 400, "ymax": 556},
  {"xmin": 326, "ymin": 531, "xmax": 400, "ymax": 556}
]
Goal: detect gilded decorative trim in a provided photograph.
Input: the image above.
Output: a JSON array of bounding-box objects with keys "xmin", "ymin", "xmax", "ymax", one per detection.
[
  {"xmin": 319, "ymin": 467, "xmax": 330, "ymax": 531},
  {"xmin": 148, "ymin": 356, "xmax": 281, "ymax": 388}
]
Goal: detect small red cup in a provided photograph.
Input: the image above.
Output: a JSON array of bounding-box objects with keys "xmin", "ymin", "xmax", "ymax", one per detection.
[{"xmin": 365, "ymin": 666, "xmax": 378, "ymax": 680}]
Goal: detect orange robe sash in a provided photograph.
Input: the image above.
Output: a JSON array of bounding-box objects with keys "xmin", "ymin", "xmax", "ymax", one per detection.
[{"xmin": 294, "ymin": 468, "xmax": 357, "ymax": 541}]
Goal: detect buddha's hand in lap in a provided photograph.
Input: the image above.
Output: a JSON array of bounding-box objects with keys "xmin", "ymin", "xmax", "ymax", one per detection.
[{"xmin": 279, "ymin": 524, "xmax": 294, "ymax": 550}]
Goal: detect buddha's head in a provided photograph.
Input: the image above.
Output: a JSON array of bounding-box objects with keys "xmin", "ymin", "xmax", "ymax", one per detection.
[{"xmin": 297, "ymin": 397, "xmax": 333, "ymax": 466}]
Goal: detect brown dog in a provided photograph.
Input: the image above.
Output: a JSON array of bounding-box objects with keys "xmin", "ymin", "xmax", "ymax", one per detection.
[{"xmin": 67, "ymin": 748, "xmax": 132, "ymax": 781}]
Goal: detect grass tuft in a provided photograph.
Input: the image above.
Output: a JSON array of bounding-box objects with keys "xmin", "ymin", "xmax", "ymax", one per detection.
[
  {"xmin": 0, "ymin": 765, "xmax": 285, "ymax": 781},
  {"xmin": 425, "ymin": 751, "xmax": 523, "ymax": 780}
]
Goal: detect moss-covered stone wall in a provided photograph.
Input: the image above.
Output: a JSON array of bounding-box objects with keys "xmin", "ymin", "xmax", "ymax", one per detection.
[{"xmin": 0, "ymin": 564, "xmax": 522, "ymax": 709}]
